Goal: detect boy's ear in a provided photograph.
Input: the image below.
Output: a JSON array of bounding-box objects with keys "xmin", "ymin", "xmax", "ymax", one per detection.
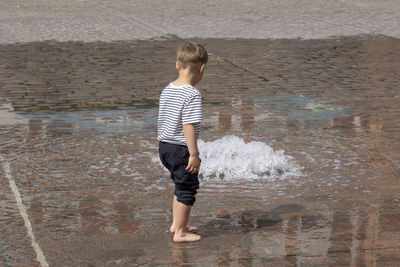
[
  {"xmin": 176, "ymin": 61, "xmax": 180, "ymax": 71},
  {"xmin": 199, "ymin": 64, "xmax": 206, "ymax": 73}
]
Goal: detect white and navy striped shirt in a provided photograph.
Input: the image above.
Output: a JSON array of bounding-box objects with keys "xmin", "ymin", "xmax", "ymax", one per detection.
[{"xmin": 157, "ymin": 82, "xmax": 203, "ymax": 146}]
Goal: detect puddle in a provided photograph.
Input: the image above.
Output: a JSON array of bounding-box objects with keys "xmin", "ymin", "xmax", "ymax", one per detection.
[
  {"xmin": 256, "ymin": 94, "xmax": 349, "ymax": 121},
  {"xmin": 19, "ymin": 108, "xmax": 157, "ymax": 134}
]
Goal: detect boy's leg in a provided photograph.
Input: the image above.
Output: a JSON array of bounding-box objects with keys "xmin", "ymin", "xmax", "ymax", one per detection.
[
  {"xmin": 170, "ymin": 194, "xmax": 198, "ymax": 233},
  {"xmin": 160, "ymin": 142, "xmax": 200, "ymax": 241},
  {"xmin": 172, "ymin": 198, "xmax": 201, "ymax": 243}
]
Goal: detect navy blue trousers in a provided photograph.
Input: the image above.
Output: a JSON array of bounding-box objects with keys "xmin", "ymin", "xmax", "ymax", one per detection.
[{"xmin": 158, "ymin": 141, "xmax": 199, "ymax": 206}]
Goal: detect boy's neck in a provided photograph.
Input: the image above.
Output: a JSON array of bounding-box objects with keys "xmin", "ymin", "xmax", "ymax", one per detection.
[
  {"xmin": 173, "ymin": 77, "xmax": 196, "ymax": 87},
  {"xmin": 173, "ymin": 71, "xmax": 200, "ymax": 87}
]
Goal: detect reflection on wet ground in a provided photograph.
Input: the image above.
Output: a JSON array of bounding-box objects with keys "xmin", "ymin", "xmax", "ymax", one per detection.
[{"xmin": 0, "ymin": 35, "xmax": 400, "ymax": 265}]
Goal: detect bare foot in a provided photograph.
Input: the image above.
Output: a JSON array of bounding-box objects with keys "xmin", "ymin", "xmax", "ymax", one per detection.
[
  {"xmin": 173, "ymin": 232, "xmax": 202, "ymax": 243},
  {"xmin": 170, "ymin": 225, "xmax": 198, "ymax": 234}
]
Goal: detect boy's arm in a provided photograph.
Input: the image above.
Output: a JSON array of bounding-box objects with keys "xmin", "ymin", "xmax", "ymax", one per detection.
[{"xmin": 183, "ymin": 123, "xmax": 200, "ymax": 174}]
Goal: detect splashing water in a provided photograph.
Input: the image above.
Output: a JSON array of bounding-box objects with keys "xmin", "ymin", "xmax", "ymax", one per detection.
[{"xmin": 198, "ymin": 136, "xmax": 301, "ymax": 181}]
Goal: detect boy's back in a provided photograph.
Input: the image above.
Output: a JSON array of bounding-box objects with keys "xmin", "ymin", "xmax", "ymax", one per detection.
[{"xmin": 157, "ymin": 82, "xmax": 202, "ymax": 146}]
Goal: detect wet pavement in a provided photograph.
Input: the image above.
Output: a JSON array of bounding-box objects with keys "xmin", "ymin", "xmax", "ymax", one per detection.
[{"xmin": 1, "ymin": 35, "xmax": 400, "ymax": 266}]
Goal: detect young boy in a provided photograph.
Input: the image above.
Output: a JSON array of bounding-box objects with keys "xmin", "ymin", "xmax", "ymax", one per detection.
[{"xmin": 157, "ymin": 42, "xmax": 208, "ymax": 242}]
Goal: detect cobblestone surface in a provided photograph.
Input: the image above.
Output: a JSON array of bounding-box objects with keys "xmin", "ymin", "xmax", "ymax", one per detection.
[
  {"xmin": 0, "ymin": 35, "xmax": 399, "ymax": 265},
  {"xmin": 1, "ymin": 0, "xmax": 400, "ymax": 42}
]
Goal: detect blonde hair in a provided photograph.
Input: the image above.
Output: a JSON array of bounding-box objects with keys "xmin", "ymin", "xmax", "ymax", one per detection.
[{"xmin": 177, "ymin": 42, "xmax": 208, "ymax": 69}]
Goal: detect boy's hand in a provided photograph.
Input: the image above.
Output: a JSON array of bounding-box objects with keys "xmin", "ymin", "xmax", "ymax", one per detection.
[
  {"xmin": 183, "ymin": 123, "xmax": 201, "ymax": 174},
  {"xmin": 186, "ymin": 154, "xmax": 201, "ymax": 174}
]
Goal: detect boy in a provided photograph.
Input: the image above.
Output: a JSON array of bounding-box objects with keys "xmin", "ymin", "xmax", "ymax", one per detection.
[{"xmin": 157, "ymin": 42, "xmax": 208, "ymax": 242}]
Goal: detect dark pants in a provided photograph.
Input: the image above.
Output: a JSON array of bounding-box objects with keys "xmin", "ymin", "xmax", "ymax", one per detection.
[{"xmin": 159, "ymin": 141, "xmax": 199, "ymax": 206}]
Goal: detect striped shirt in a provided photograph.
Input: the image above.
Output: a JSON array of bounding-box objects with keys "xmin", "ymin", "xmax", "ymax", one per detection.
[{"xmin": 157, "ymin": 82, "xmax": 203, "ymax": 146}]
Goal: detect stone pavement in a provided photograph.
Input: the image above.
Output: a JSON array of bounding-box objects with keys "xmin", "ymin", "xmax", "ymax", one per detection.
[
  {"xmin": 0, "ymin": 35, "xmax": 399, "ymax": 266},
  {"xmin": 1, "ymin": 0, "xmax": 400, "ymax": 42},
  {"xmin": 1, "ymin": 0, "xmax": 400, "ymax": 266}
]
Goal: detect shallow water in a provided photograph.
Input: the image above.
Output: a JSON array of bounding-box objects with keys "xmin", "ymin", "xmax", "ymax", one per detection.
[{"xmin": 1, "ymin": 99, "xmax": 385, "ymax": 204}]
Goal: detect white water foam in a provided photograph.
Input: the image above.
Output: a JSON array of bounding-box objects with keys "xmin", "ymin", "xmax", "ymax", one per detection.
[{"xmin": 198, "ymin": 136, "xmax": 301, "ymax": 181}]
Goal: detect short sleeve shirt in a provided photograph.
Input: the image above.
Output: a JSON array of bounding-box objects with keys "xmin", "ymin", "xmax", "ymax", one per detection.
[{"xmin": 157, "ymin": 83, "xmax": 203, "ymax": 146}]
